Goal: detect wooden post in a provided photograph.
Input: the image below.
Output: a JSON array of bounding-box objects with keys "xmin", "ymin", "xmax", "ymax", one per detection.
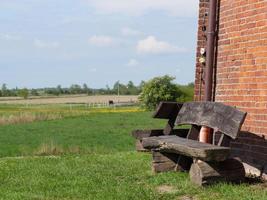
[{"xmin": 189, "ymin": 158, "xmax": 245, "ymax": 186}]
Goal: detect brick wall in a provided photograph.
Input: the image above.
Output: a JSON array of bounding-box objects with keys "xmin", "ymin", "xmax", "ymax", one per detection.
[
  {"xmin": 194, "ymin": 0, "xmax": 209, "ymax": 101},
  {"xmin": 194, "ymin": 0, "xmax": 267, "ymax": 179}
]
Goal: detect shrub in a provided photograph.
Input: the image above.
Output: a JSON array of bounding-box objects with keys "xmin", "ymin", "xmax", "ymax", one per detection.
[
  {"xmin": 139, "ymin": 75, "xmax": 182, "ymax": 110},
  {"xmin": 176, "ymin": 83, "xmax": 194, "ymax": 102}
]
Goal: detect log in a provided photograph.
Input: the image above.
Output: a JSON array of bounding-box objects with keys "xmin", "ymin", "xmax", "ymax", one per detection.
[
  {"xmin": 151, "ymin": 151, "xmax": 193, "ymax": 173},
  {"xmin": 152, "ymin": 152, "xmax": 179, "ymax": 173},
  {"xmin": 133, "ymin": 129, "xmax": 189, "ymax": 152},
  {"xmin": 142, "ymin": 136, "xmax": 230, "ymax": 162},
  {"xmin": 189, "ymin": 158, "xmax": 245, "ymax": 186}
]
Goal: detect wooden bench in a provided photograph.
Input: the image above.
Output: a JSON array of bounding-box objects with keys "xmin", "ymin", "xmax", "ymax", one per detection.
[
  {"xmin": 132, "ymin": 102, "xmax": 189, "ymax": 151},
  {"xmin": 142, "ymin": 101, "xmax": 247, "ymax": 186}
]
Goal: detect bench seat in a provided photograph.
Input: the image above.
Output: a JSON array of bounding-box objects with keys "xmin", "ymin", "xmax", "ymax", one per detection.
[{"xmin": 142, "ymin": 135, "xmax": 230, "ymax": 162}]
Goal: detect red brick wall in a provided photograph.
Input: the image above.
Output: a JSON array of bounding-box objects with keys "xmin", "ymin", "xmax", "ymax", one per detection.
[
  {"xmin": 194, "ymin": 0, "xmax": 267, "ymax": 179},
  {"xmin": 194, "ymin": 0, "xmax": 209, "ymax": 101},
  {"xmin": 216, "ymin": 0, "xmax": 267, "ymax": 136}
]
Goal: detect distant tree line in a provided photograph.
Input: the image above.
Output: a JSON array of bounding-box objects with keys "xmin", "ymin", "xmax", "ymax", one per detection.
[
  {"xmin": 42, "ymin": 81, "xmax": 144, "ymax": 96},
  {"xmin": 0, "ymin": 81, "xmax": 145, "ymax": 98},
  {"xmin": 0, "ymin": 78, "xmax": 194, "ymax": 104}
]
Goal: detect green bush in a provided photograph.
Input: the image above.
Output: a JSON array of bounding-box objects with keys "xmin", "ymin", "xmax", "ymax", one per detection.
[
  {"xmin": 18, "ymin": 88, "xmax": 29, "ymax": 99},
  {"xmin": 139, "ymin": 75, "xmax": 182, "ymax": 110},
  {"xmin": 176, "ymin": 83, "xmax": 194, "ymax": 102}
]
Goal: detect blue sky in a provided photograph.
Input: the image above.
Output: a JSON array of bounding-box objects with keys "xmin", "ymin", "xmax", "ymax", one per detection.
[{"xmin": 0, "ymin": 0, "xmax": 199, "ymax": 89}]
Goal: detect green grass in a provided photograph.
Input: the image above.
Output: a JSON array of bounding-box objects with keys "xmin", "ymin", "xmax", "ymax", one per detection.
[
  {"xmin": 0, "ymin": 153, "xmax": 265, "ymax": 200},
  {"xmin": 0, "ymin": 112, "xmax": 163, "ymax": 157},
  {"xmin": 0, "ymin": 107, "xmax": 266, "ymax": 199}
]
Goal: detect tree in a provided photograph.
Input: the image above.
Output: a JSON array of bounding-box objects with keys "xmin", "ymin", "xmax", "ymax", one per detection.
[
  {"xmin": 187, "ymin": 82, "xmax": 195, "ymax": 88},
  {"xmin": 18, "ymin": 88, "xmax": 29, "ymax": 99},
  {"xmin": 105, "ymin": 85, "xmax": 112, "ymax": 94},
  {"xmin": 127, "ymin": 81, "xmax": 139, "ymax": 95},
  {"xmin": 82, "ymin": 83, "xmax": 92, "ymax": 95},
  {"xmin": 31, "ymin": 89, "xmax": 39, "ymax": 96},
  {"xmin": 113, "ymin": 81, "xmax": 120, "ymax": 94},
  {"xmin": 127, "ymin": 81, "xmax": 134, "ymax": 89},
  {"xmin": 139, "ymin": 75, "xmax": 182, "ymax": 110},
  {"xmin": 1, "ymin": 84, "xmax": 8, "ymax": 96},
  {"xmin": 56, "ymin": 85, "xmax": 63, "ymax": 95},
  {"xmin": 70, "ymin": 84, "xmax": 82, "ymax": 94}
]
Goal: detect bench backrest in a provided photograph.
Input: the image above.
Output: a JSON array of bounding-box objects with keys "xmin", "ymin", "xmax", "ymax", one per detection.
[
  {"xmin": 153, "ymin": 102, "xmax": 183, "ymax": 119},
  {"xmin": 175, "ymin": 102, "xmax": 247, "ymax": 139},
  {"xmin": 153, "ymin": 102, "xmax": 183, "ymax": 135}
]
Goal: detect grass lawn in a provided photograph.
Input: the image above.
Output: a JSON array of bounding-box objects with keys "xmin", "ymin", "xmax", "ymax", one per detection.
[{"xmin": 0, "ymin": 108, "xmax": 266, "ymax": 199}]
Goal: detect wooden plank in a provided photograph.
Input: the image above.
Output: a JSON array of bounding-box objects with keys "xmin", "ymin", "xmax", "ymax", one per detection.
[
  {"xmin": 163, "ymin": 117, "xmax": 176, "ymax": 135},
  {"xmin": 152, "ymin": 151, "xmax": 190, "ymax": 173},
  {"xmin": 132, "ymin": 129, "xmax": 189, "ymax": 152},
  {"xmin": 152, "ymin": 151, "xmax": 178, "ymax": 173},
  {"xmin": 217, "ymin": 134, "xmax": 231, "ymax": 147},
  {"xmin": 153, "ymin": 162, "xmax": 176, "ymax": 173},
  {"xmin": 175, "ymin": 102, "xmax": 247, "ymax": 139},
  {"xmin": 142, "ymin": 136, "xmax": 230, "ymax": 162},
  {"xmin": 153, "ymin": 102, "xmax": 183, "ymax": 119},
  {"xmin": 189, "ymin": 159, "xmax": 245, "ymax": 186}
]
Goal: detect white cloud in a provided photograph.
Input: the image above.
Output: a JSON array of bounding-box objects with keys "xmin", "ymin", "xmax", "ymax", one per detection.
[
  {"xmin": 136, "ymin": 36, "xmax": 186, "ymax": 55},
  {"xmin": 121, "ymin": 27, "xmax": 143, "ymax": 37},
  {"xmin": 127, "ymin": 59, "xmax": 139, "ymax": 66},
  {"xmin": 0, "ymin": 34, "xmax": 21, "ymax": 41},
  {"xmin": 88, "ymin": 35, "xmax": 114, "ymax": 47},
  {"xmin": 86, "ymin": 0, "xmax": 198, "ymax": 17},
  {"xmin": 34, "ymin": 39, "xmax": 60, "ymax": 48}
]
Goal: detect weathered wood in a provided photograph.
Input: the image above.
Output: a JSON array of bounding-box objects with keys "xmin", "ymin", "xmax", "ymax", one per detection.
[
  {"xmin": 132, "ymin": 129, "xmax": 189, "ymax": 151},
  {"xmin": 152, "ymin": 102, "xmax": 183, "ymax": 135},
  {"xmin": 217, "ymin": 134, "xmax": 231, "ymax": 147},
  {"xmin": 163, "ymin": 118, "xmax": 176, "ymax": 135},
  {"xmin": 132, "ymin": 102, "xmax": 183, "ymax": 152},
  {"xmin": 142, "ymin": 136, "xmax": 230, "ymax": 162},
  {"xmin": 134, "ymin": 101, "xmax": 248, "ymax": 186},
  {"xmin": 152, "ymin": 151, "xmax": 192, "ymax": 173},
  {"xmin": 189, "ymin": 159, "xmax": 245, "ymax": 186},
  {"xmin": 175, "ymin": 102, "xmax": 247, "ymax": 139},
  {"xmin": 187, "ymin": 125, "xmax": 200, "ymax": 140},
  {"xmin": 175, "ymin": 155, "xmax": 193, "ymax": 171},
  {"xmin": 153, "ymin": 102, "xmax": 183, "ymax": 119},
  {"xmin": 174, "ymin": 125, "xmax": 200, "ymax": 171},
  {"xmin": 135, "ymin": 140, "xmax": 149, "ymax": 152},
  {"xmin": 152, "ymin": 152, "xmax": 179, "ymax": 173},
  {"xmin": 153, "ymin": 162, "xmax": 177, "ymax": 173}
]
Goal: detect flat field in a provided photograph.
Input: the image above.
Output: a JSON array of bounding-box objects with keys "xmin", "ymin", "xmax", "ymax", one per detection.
[
  {"xmin": 0, "ymin": 95, "xmax": 139, "ymax": 105},
  {"xmin": 0, "ymin": 105, "xmax": 265, "ymax": 199}
]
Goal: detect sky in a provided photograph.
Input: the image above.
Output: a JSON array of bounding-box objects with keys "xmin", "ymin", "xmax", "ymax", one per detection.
[{"xmin": 0, "ymin": 0, "xmax": 199, "ymax": 89}]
